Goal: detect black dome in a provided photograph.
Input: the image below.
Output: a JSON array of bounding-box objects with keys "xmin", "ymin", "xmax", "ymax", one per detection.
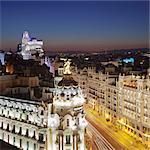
[{"xmin": 58, "ymin": 74, "xmax": 78, "ymax": 86}]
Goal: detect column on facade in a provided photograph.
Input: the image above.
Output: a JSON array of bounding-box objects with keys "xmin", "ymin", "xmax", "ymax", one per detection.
[
  {"xmin": 63, "ymin": 132, "xmax": 68, "ymax": 150},
  {"xmin": 22, "ymin": 138, "xmax": 27, "ymax": 150},
  {"xmin": 73, "ymin": 134, "xmax": 77, "ymax": 150},
  {"xmin": 28, "ymin": 140, "xmax": 34, "ymax": 150},
  {"xmin": 59, "ymin": 134, "xmax": 63, "ymax": 150},
  {"xmin": 52, "ymin": 129, "xmax": 57, "ymax": 150},
  {"xmin": 43, "ymin": 132, "xmax": 46, "ymax": 142},
  {"xmin": 79, "ymin": 130, "xmax": 85, "ymax": 150},
  {"xmin": 0, "ymin": 131, "xmax": 2, "ymax": 140},
  {"xmin": 70, "ymin": 132, "xmax": 73, "ymax": 146},
  {"xmin": 35, "ymin": 130, "xmax": 39, "ymax": 141},
  {"xmin": 47, "ymin": 128, "xmax": 57, "ymax": 150},
  {"xmin": 0, "ymin": 130, "xmax": 4, "ymax": 140},
  {"xmin": 29, "ymin": 128, "xmax": 34, "ymax": 138},
  {"xmin": 14, "ymin": 135, "xmax": 20, "ymax": 148},
  {"xmin": 3, "ymin": 108, "xmax": 8, "ymax": 117},
  {"xmin": 9, "ymin": 123, "xmax": 14, "ymax": 132},
  {"xmin": 3, "ymin": 121, "xmax": 7, "ymax": 130},
  {"xmin": 4, "ymin": 132, "xmax": 8, "ymax": 142},
  {"xmin": 61, "ymin": 134, "xmax": 63, "ymax": 150},
  {"xmin": 9, "ymin": 134, "xmax": 14, "ymax": 145},
  {"xmin": 15, "ymin": 124, "xmax": 20, "ymax": 134},
  {"xmin": 22, "ymin": 126, "xmax": 27, "ymax": 136}
]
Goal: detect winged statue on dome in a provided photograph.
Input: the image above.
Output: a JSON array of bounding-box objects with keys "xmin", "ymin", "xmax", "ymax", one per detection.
[{"xmin": 64, "ymin": 60, "xmax": 71, "ymax": 74}]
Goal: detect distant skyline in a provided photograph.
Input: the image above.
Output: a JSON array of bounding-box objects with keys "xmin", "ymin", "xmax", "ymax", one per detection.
[{"xmin": 1, "ymin": 1, "xmax": 149, "ymax": 52}]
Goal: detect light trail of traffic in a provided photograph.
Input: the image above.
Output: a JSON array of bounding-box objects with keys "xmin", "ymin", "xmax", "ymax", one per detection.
[{"xmin": 87, "ymin": 122, "xmax": 116, "ymax": 150}]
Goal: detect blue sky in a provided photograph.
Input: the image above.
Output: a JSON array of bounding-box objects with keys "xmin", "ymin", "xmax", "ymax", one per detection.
[{"xmin": 1, "ymin": 1, "xmax": 149, "ymax": 52}]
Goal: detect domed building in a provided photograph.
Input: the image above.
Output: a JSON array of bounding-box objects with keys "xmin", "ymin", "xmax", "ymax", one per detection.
[
  {"xmin": 47, "ymin": 60, "xmax": 87, "ymax": 150},
  {"xmin": 0, "ymin": 60, "xmax": 87, "ymax": 150}
]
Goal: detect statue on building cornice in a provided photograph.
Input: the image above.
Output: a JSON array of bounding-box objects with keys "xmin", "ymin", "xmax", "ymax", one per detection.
[{"xmin": 64, "ymin": 60, "xmax": 71, "ymax": 75}]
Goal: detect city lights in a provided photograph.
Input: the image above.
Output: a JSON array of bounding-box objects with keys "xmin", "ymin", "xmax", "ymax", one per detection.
[{"xmin": 0, "ymin": 1, "xmax": 149, "ymax": 150}]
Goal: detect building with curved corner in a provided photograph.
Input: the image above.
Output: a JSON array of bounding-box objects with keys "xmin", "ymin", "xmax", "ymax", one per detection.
[
  {"xmin": 0, "ymin": 61, "xmax": 87, "ymax": 150},
  {"xmin": 47, "ymin": 60, "xmax": 87, "ymax": 150}
]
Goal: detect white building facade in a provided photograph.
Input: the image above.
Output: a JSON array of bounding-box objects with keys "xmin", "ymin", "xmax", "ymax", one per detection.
[
  {"xmin": 20, "ymin": 31, "xmax": 44, "ymax": 60},
  {"xmin": 0, "ymin": 62, "xmax": 87, "ymax": 150},
  {"xmin": 72, "ymin": 66, "xmax": 150, "ymax": 146},
  {"xmin": 47, "ymin": 61, "xmax": 87, "ymax": 150},
  {"xmin": 0, "ymin": 96, "xmax": 46, "ymax": 150}
]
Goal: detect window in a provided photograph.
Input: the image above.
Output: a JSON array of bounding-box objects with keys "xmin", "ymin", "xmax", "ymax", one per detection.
[
  {"xmin": 41, "ymin": 110, "xmax": 44, "ymax": 115},
  {"xmin": 66, "ymin": 135, "xmax": 70, "ymax": 144},
  {"xmin": 34, "ymin": 143, "xmax": 36, "ymax": 150},
  {"xmin": 67, "ymin": 119, "xmax": 69, "ymax": 126},
  {"xmin": 27, "ymin": 141, "xmax": 29, "ymax": 150},
  {"xmin": 39, "ymin": 133, "xmax": 44, "ymax": 142},
  {"xmin": 26, "ymin": 129, "xmax": 29, "ymax": 137},
  {"xmin": 20, "ymin": 139, "xmax": 22, "ymax": 148},
  {"xmin": 8, "ymin": 135, "xmax": 9, "ymax": 143},
  {"xmin": 77, "ymin": 118, "xmax": 79, "ymax": 125},
  {"xmin": 13, "ymin": 137, "xmax": 15, "ymax": 145}
]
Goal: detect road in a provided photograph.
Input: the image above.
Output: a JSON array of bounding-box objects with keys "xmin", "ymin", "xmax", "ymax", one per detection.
[
  {"xmin": 84, "ymin": 104, "xmax": 147, "ymax": 150},
  {"xmin": 85, "ymin": 105, "xmax": 127, "ymax": 150},
  {"xmin": 87, "ymin": 122, "xmax": 115, "ymax": 150},
  {"xmin": 87, "ymin": 117, "xmax": 126, "ymax": 150}
]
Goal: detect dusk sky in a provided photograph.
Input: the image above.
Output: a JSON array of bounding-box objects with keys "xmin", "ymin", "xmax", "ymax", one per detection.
[{"xmin": 1, "ymin": 1, "xmax": 149, "ymax": 52}]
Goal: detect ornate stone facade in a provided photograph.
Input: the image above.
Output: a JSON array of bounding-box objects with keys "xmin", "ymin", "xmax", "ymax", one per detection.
[
  {"xmin": 73, "ymin": 66, "xmax": 150, "ymax": 145},
  {"xmin": 0, "ymin": 61, "xmax": 87, "ymax": 150},
  {"xmin": 47, "ymin": 61, "xmax": 87, "ymax": 150}
]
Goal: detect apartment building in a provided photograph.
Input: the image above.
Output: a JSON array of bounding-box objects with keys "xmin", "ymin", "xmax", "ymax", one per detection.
[{"xmin": 72, "ymin": 66, "xmax": 150, "ymax": 145}]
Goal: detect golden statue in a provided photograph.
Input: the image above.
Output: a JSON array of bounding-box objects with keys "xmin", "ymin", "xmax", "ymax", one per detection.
[{"xmin": 64, "ymin": 60, "xmax": 71, "ymax": 74}]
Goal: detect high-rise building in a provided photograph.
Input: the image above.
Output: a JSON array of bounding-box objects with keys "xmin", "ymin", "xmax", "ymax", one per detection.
[
  {"xmin": 0, "ymin": 51, "xmax": 5, "ymax": 65},
  {"xmin": 19, "ymin": 31, "xmax": 44, "ymax": 60}
]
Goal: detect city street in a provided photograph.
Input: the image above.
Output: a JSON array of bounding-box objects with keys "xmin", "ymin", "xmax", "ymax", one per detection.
[
  {"xmin": 87, "ymin": 122, "xmax": 115, "ymax": 150},
  {"xmin": 1, "ymin": 1, "xmax": 149, "ymax": 149},
  {"xmin": 84, "ymin": 104, "xmax": 148, "ymax": 150}
]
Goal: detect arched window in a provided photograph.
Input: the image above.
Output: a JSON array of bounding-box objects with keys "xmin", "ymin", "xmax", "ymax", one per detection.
[{"xmin": 41, "ymin": 110, "xmax": 44, "ymax": 115}]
